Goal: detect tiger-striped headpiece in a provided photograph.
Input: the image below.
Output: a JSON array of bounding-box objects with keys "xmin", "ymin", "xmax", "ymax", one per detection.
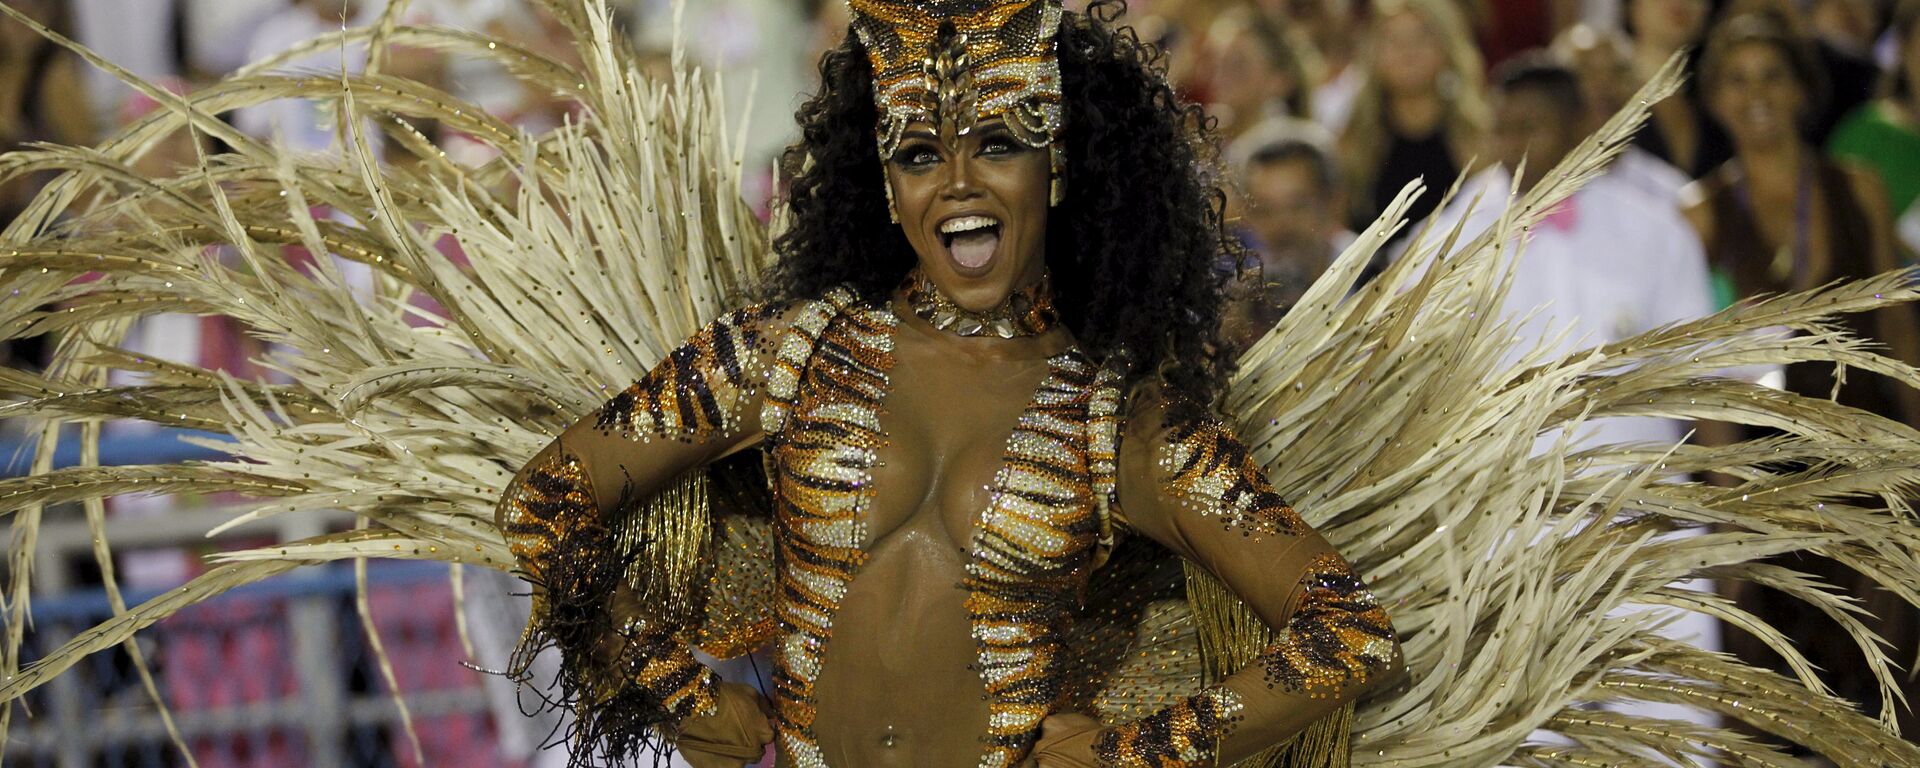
[{"xmin": 846, "ymin": 0, "xmax": 1065, "ymax": 157}]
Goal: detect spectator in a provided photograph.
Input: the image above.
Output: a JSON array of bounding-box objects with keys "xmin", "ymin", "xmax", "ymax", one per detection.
[
  {"xmin": 1469, "ymin": 0, "xmax": 1558, "ymax": 68},
  {"xmin": 1265, "ymin": 0, "xmax": 1367, "ymax": 133},
  {"xmin": 1337, "ymin": 0, "xmax": 1487, "ymax": 240},
  {"xmin": 1685, "ymin": 11, "xmax": 1920, "ymax": 738},
  {"xmin": 1124, "ymin": 0, "xmax": 1229, "ymax": 102},
  {"xmin": 1731, "ymin": 0, "xmax": 1882, "ymax": 143},
  {"xmin": 1622, "ymin": 0, "xmax": 1731, "ymax": 176},
  {"xmin": 1553, "ymin": 22, "xmax": 1693, "ymax": 206},
  {"xmin": 1683, "ymin": 9, "xmax": 1919, "ymax": 413},
  {"xmin": 0, "ymin": 0, "xmax": 97, "ymax": 375},
  {"xmin": 1202, "ymin": 5, "xmax": 1316, "ymax": 143},
  {"xmin": 1553, "ymin": 23, "xmax": 1635, "ymax": 125},
  {"xmin": 1222, "ymin": 122, "xmax": 1353, "ymax": 353},
  {"xmin": 1426, "ymin": 61, "xmax": 1724, "ymax": 740},
  {"xmin": 1801, "ymin": 0, "xmax": 1885, "ymax": 141},
  {"xmin": 1828, "ymin": 0, "xmax": 1920, "ymax": 261},
  {"xmin": 1435, "ymin": 56, "xmax": 1714, "ymax": 450}
]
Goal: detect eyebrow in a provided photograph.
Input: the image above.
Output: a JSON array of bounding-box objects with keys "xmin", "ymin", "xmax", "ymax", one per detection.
[{"xmin": 900, "ymin": 129, "xmax": 939, "ymax": 142}]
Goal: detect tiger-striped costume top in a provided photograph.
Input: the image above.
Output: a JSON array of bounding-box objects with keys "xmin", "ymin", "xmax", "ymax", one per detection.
[{"xmin": 497, "ymin": 286, "xmax": 1398, "ymax": 768}]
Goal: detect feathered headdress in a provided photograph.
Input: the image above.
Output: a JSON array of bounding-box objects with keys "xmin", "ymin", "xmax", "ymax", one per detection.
[{"xmin": 846, "ymin": 0, "xmax": 1065, "ymax": 155}]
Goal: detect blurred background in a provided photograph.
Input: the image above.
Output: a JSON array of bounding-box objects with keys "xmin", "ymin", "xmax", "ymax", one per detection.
[{"xmin": 2, "ymin": 0, "xmax": 1916, "ymax": 766}]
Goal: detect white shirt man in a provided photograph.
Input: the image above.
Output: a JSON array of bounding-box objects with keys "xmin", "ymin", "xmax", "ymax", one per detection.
[
  {"xmin": 1432, "ymin": 60, "xmax": 1721, "ymax": 754},
  {"xmin": 1429, "ymin": 162, "xmax": 1715, "ymax": 450}
]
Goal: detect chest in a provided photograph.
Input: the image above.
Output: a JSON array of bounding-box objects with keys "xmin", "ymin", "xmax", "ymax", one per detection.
[
  {"xmin": 765, "ymin": 306, "xmax": 1105, "ymax": 574},
  {"xmin": 1507, "ymin": 229, "xmax": 1657, "ymax": 345},
  {"xmin": 1733, "ymin": 177, "xmax": 1851, "ymax": 291},
  {"xmin": 755, "ymin": 295, "xmax": 1119, "ymax": 765},
  {"xmin": 867, "ymin": 361, "xmax": 1052, "ymax": 549}
]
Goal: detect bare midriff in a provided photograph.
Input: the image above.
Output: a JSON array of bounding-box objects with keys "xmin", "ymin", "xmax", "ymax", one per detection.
[{"xmin": 800, "ymin": 309, "xmax": 1070, "ymax": 766}]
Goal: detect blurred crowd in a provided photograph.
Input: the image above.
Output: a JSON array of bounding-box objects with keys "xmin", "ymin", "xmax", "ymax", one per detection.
[
  {"xmin": 2, "ymin": 0, "xmax": 1918, "ymax": 756},
  {"xmin": 12, "ymin": 0, "xmax": 1916, "ymax": 409}
]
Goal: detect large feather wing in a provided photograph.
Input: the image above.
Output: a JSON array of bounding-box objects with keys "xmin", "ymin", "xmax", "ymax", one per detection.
[
  {"xmin": 1225, "ymin": 57, "xmax": 1920, "ymax": 766},
  {"xmin": 0, "ymin": 0, "xmax": 768, "ymax": 743}
]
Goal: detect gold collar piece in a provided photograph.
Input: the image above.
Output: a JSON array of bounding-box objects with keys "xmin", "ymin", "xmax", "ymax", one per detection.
[{"xmin": 904, "ymin": 269, "xmax": 1059, "ymax": 338}]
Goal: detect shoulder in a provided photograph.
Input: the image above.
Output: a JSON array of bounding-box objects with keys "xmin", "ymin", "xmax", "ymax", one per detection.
[
  {"xmin": 1116, "ymin": 380, "xmax": 1178, "ymax": 446},
  {"xmin": 725, "ymin": 285, "xmax": 863, "ymax": 344},
  {"xmin": 1589, "ymin": 173, "xmax": 1688, "ymax": 232},
  {"xmin": 1115, "ymin": 383, "xmax": 1244, "ymax": 481},
  {"xmin": 1609, "ymin": 148, "xmax": 1691, "ymax": 203},
  {"xmin": 701, "ymin": 299, "xmax": 799, "ymax": 347}
]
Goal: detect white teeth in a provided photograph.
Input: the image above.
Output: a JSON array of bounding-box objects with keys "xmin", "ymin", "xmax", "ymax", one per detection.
[{"xmin": 939, "ymin": 215, "xmax": 1000, "ymax": 235}]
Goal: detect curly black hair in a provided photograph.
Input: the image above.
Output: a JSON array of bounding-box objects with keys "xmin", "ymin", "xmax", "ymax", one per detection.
[{"xmin": 763, "ymin": 0, "xmax": 1242, "ymax": 419}]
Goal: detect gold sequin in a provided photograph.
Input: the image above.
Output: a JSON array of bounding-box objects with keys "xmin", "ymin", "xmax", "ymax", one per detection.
[
  {"xmin": 1261, "ymin": 552, "xmax": 1396, "ymax": 698},
  {"xmin": 965, "ymin": 352, "xmax": 1107, "ymax": 766},
  {"xmin": 848, "ymin": 0, "xmax": 1066, "ymax": 153},
  {"xmin": 762, "ymin": 289, "xmax": 897, "ymax": 766},
  {"xmin": 1157, "ymin": 420, "xmax": 1310, "ymax": 539},
  {"xmin": 597, "ymin": 304, "xmax": 782, "ymax": 443},
  {"xmin": 1092, "ymin": 687, "xmax": 1246, "ymax": 767}
]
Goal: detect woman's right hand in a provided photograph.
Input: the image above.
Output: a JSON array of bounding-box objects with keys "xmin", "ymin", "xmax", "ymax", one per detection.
[{"xmin": 672, "ymin": 681, "xmax": 776, "ymax": 768}]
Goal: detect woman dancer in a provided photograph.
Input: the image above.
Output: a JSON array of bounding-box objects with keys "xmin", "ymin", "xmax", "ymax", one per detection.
[
  {"xmin": 5, "ymin": 2, "xmax": 1920, "ymax": 767},
  {"xmin": 496, "ymin": 2, "xmax": 1400, "ymax": 764}
]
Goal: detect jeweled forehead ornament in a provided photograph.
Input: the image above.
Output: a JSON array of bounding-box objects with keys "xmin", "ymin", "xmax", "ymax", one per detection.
[{"xmin": 846, "ymin": 0, "xmax": 1066, "ymax": 156}]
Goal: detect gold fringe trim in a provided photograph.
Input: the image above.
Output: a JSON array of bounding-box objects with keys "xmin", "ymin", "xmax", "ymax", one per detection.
[
  {"xmin": 1185, "ymin": 563, "xmax": 1354, "ymax": 768},
  {"xmin": 612, "ymin": 469, "xmax": 714, "ymax": 627}
]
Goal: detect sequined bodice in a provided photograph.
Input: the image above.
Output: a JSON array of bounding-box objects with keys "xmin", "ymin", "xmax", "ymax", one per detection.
[
  {"xmin": 758, "ymin": 292, "xmax": 1121, "ymax": 767},
  {"xmin": 500, "ymin": 287, "xmax": 1396, "ymax": 768}
]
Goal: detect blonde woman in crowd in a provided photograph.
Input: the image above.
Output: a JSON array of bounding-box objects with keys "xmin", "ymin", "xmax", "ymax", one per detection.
[
  {"xmin": 1265, "ymin": 0, "xmax": 1366, "ymax": 132},
  {"xmin": 1336, "ymin": 0, "xmax": 1486, "ymax": 238}
]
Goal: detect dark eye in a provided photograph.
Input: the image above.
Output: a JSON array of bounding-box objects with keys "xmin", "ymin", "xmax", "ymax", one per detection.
[
  {"xmin": 979, "ymin": 136, "xmax": 1019, "ymax": 156},
  {"xmin": 895, "ymin": 145, "xmax": 940, "ymax": 169}
]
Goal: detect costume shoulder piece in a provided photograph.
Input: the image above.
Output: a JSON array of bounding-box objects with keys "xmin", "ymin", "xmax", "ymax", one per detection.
[{"xmin": 3, "ymin": 3, "xmax": 1920, "ymax": 767}]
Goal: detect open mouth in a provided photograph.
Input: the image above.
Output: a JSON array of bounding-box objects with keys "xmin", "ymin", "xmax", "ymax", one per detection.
[{"xmin": 938, "ymin": 215, "xmax": 1003, "ymax": 270}]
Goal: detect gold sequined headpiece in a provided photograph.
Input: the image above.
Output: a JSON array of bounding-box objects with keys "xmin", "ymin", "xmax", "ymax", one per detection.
[{"xmin": 847, "ymin": 0, "xmax": 1066, "ymax": 156}]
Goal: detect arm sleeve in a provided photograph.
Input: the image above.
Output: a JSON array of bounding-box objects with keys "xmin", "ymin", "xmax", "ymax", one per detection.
[
  {"xmin": 1093, "ymin": 406, "xmax": 1402, "ymax": 767},
  {"xmin": 494, "ymin": 302, "xmax": 788, "ymax": 747}
]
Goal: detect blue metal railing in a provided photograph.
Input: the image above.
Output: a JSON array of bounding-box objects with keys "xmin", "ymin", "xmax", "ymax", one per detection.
[{"xmin": 0, "ymin": 426, "xmax": 234, "ymax": 478}]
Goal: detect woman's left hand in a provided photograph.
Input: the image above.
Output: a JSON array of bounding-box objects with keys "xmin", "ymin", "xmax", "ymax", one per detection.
[{"xmin": 1022, "ymin": 711, "xmax": 1104, "ymax": 767}]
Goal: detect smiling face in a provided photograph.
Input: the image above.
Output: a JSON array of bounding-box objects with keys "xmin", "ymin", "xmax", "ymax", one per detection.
[
  {"xmin": 886, "ymin": 117, "xmax": 1053, "ymax": 312},
  {"xmin": 1709, "ymin": 41, "xmax": 1808, "ymax": 150},
  {"xmin": 1492, "ymin": 87, "xmax": 1581, "ymax": 194},
  {"xmin": 1374, "ymin": 10, "xmax": 1447, "ymax": 97}
]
